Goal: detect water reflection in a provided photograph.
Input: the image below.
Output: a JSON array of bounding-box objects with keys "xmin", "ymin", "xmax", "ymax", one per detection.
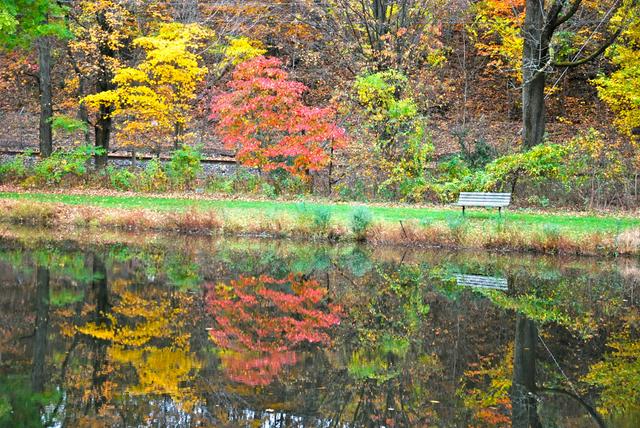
[{"xmin": 0, "ymin": 234, "xmax": 638, "ymax": 427}]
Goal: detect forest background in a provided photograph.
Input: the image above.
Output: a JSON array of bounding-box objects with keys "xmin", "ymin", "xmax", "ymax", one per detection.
[{"xmin": 1, "ymin": 0, "xmax": 639, "ymax": 210}]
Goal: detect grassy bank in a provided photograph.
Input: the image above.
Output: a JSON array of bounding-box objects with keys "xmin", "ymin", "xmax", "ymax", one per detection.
[{"xmin": 0, "ymin": 190, "xmax": 639, "ymax": 256}]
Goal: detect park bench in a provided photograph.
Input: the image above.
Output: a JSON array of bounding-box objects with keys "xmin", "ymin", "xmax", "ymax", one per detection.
[
  {"xmin": 455, "ymin": 274, "xmax": 508, "ymax": 291},
  {"xmin": 456, "ymin": 192, "xmax": 511, "ymax": 215}
]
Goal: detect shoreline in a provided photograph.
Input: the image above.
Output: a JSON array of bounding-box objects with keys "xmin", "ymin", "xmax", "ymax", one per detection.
[{"xmin": 0, "ymin": 194, "xmax": 638, "ymax": 257}]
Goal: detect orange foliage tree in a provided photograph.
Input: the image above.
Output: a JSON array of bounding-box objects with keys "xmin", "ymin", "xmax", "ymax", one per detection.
[{"xmin": 209, "ymin": 56, "xmax": 347, "ymax": 178}]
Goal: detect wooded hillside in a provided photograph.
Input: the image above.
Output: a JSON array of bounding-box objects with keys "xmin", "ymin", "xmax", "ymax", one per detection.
[{"xmin": 1, "ymin": 0, "xmax": 638, "ymax": 208}]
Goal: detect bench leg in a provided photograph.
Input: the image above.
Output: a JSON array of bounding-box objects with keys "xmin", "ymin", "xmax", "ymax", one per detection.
[
  {"xmin": 498, "ymin": 207, "xmax": 502, "ymax": 216},
  {"xmin": 462, "ymin": 206, "xmax": 466, "ymax": 216}
]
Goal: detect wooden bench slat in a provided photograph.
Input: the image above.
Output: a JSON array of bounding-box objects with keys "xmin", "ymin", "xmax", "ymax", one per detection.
[
  {"xmin": 457, "ymin": 198, "xmax": 511, "ymax": 201},
  {"xmin": 458, "ymin": 197, "xmax": 511, "ymax": 201},
  {"xmin": 456, "ymin": 201, "xmax": 510, "ymax": 207}
]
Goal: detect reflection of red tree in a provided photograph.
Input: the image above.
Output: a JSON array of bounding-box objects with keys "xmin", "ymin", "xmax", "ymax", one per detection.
[
  {"xmin": 206, "ymin": 274, "xmax": 341, "ymax": 386},
  {"xmin": 218, "ymin": 350, "xmax": 298, "ymax": 387}
]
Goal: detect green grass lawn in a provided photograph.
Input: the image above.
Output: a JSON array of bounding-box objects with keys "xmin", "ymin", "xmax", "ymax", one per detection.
[{"xmin": 1, "ymin": 190, "xmax": 638, "ymax": 234}]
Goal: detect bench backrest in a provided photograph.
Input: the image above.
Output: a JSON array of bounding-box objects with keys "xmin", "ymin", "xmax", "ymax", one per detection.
[
  {"xmin": 455, "ymin": 274, "xmax": 508, "ymax": 290},
  {"xmin": 458, "ymin": 192, "xmax": 511, "ymax": 207}
]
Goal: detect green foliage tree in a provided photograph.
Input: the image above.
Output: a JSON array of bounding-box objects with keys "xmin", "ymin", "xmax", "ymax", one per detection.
[
  {"xmin": 352, "ymin": 69, "xmax": 433, "ymax": 201},
  {"xmin": 0, "ymin": 0, "xmax": 68, "ymax": 157}
]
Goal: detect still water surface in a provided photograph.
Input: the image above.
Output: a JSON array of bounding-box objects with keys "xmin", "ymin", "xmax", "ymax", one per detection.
[{"xmin": 0, "ymin": 232, "xmax": 638, "ymax": 427}]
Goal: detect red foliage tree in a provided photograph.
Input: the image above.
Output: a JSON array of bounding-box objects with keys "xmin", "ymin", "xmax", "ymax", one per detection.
[
  {"xmin": 205, "ymin": 274, "xmax": 342, "ymax": 386},
  {"xmin": 209, "ymin": 56, "xmax": 347, "ymax": 177}
]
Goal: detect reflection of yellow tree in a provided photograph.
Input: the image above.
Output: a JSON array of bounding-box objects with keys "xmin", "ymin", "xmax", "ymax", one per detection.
[
  {"xmin": 77, "ymin": 279, "xmax": 201, "ymax": 410},
  {"xmin": 584, "ymin": 312, "xmax": 640, "ymax": 417},
  {"xmin": 109, "ymin": 347, "xmax": 200, "ymax": 400}
]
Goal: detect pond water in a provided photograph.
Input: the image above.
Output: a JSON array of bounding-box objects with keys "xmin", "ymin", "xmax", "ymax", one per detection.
[{"xmin": 0, "ymin": 231, "xmax": 638, "ymax": 427}]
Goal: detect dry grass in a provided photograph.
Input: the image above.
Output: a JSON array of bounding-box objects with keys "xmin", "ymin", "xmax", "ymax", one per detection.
[
  {"xmin": 101, "ymin": 209, "xmax": 156, "ymax": 231},
  {"xmin": 0, "ymin": 199, "xmax": 638, "ymax": 256},
  {"xmin": 616, "ymin": 228, "xmax": 640, "ymax": 255},
  {"xmin": 163, "ymin": 208, "xmax": 222, "ymax": 234},
  {"xmin": 0, "ymin": 200, "xmax": 59, "ymax": 226}
]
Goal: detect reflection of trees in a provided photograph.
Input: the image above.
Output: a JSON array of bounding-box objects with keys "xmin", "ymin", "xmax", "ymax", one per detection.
[
  {"xmin": 0, "ymin": 263, "xmax": 56, "ymax": 427},
  {"xmin": 32, "ymin": 265, "xmax": 50, "ymax": 393},
  {"xmin": 324, "ymin": 266, "xmax": 440, "ymax": 426},
  {"xmin": 461, "ymin": 313, "xmax": 608, "ymax": 428},
  {"xmin": 1, "ymin": 238, "xmax": 639, "ymax": 425},
  {"xmin": 76, "ymin": 265, "xmax": 202, "ymax": 414},
  {"xmin": 511, "ymin": 315, "xmax": 541, "ymax": 428},
  {"xmin": 585, "ymin": 310, "xmax": 640, "ymax": 421},
  {"xmin": 205, "ymin": 274, "xmax": 341, "ymax": 387}
]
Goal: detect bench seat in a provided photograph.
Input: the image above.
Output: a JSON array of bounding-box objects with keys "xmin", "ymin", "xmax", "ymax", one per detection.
[{"xmin": 456, "ymin": 192, "xmax": 511, "ymax": 214}]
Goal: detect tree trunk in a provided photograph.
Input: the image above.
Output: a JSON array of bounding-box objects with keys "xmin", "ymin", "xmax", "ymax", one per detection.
[
  {"xmin": 93, "ymin": 255, "xmax": 109, "ymax": 315},
  {"xmin": 37, "ymin": 36, "xmax": 53, "ymax": 157},
  {"xmin": 94, "ymin": 104, "xmax": 112, "ymax": 168},
  {"xmin": 78, "ymin": 76, "xmax": 91, "ymax": 145},
  {"xmin": 522, "ymin": 0, "xmax": 548, "ymax": 150},
  {"xmin": 94, "ymin": 12, "xmax": 116, "ymax": 169},
  {"xmin": 174, "ymin": 122, "xmax": 184, "ymax": 150}
]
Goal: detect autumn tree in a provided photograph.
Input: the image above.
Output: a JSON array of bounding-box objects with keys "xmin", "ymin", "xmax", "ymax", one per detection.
[
  {"xmin": 520, "ymin": 0, "xmax": 637, "ymax": 149},
  {"xmin": 0, "ymin": 0, "xmax": 68, "ymax": 157},
  {"xmin": 470, "ymin": 0, "xmax": 525, "ymax": 116},
  {"xmin": 316, "ymin": 0, "xmax": 448, "ymax": 73},
  {"xmin": 594, "ymin": 6, "xmax": 640, "ymax": 142},
  {"xmin": 66, "ymin": 0, "xmax": 142, "ymax": 166},
  {"xmin": 346, "ymin": 69, "xmax": 433, "ymax": 201},
  {"xmin": 210, "ymin": 56, "xmax": 347, "ymax": 178},
  {"xmin": 83, "ymin": 22, "xmax": 209, "ymax": 154},
  {"xmin": 472, "ymin": 0, "xmax": 525, "ymax": 80}
]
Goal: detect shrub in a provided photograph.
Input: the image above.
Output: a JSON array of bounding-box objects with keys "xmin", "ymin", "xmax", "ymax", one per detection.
[
  {"xmin": 138, "ymin": 159, "xmax": 168, "ymax": 192},
  {"xmin": 616, "ymin": 228, "xmax": 640, "ymax": 255},
  {"xmin": 260, "ymin": 182, "xmax": 277, "ymax": 199},
  {"xmin": 206, "ymin": 177, "xmax": 235, "ymax": 194},
  {"xmin": 350, "ymin": 206, "xmax": 373, "ymax": 241},
  {"xmin": 0, "ymin": 151, "xmax": 31, "ymax": 183},
  {"xmin": 430, "ymin": 143, "xmax": 569, "ymax": 202},
  {"xmin": 297, "ymin": 204, "xmax": 333, "ymax": 235},
  {"xmin": 32, "ymin": 145, "xmax": 102, "ymax": 185},
  {"xmin": 166, "ymin": 145, "xmax": 203, "ymax": 189},
  {"xmin": 535, "ymin": 224, "xmax": 563, "ymax": 253},
  {"xmin": 275, "ymin": 173, "xmax": 307, "ymax": 195},
  {"xmin": 107, "ymin": 167, "xmax": 136, "ymax": 191},
  {"xmin": 446, "ymin": 215, "xmax": 468, "ymax": 244},
  {"xmin": 311, "ymin": 206, "xmax": 333, "ymax": 232}
]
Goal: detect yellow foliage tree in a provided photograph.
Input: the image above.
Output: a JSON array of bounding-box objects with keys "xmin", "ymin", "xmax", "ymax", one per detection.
[
  {"xmin": 217, "ymin": 36, "xmax": 266, "ymax": 70},
  {"xmin": 471, "ymin": 0, "xmax": 524, "ymax": 82},
  {"xmin": 83, "ymin": 22, "xmax": 210, "ymax": 152},
  {"xmin": 594, "ymin": 5, "xmax": 640, "ymax": 142}
]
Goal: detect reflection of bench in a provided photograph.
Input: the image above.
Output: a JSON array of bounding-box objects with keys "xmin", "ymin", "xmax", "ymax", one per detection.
[
  {"xmin": 456, "ymin": 192, "xmax": 511, "ymax": 215},
  {"xmin": 455, "ymin": 274, "xmax": 508, "ymax": 290}
]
